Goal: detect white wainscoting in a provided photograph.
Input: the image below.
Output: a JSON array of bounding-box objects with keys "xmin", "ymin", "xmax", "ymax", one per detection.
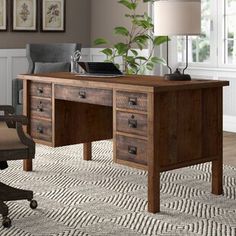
[
  {"xmin": 185, "ymin": 67, "xmax": 236, "ymax": 133},
  {"xmin": 0, "ymin": 49, "xmax": 28, "ymax": 105}
]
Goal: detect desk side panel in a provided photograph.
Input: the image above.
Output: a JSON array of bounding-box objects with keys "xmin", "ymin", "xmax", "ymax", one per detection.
[{"xmin": 156, "ymin": 87, "xmax": 223, "ymax": 171}]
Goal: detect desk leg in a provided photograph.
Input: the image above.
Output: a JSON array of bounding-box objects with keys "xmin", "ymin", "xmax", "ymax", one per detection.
[
  {"xmin": 148, "ymin": 167, "xmax": 160, "ymax": 213},
  {"xmin": 23, "ymin": 159, "xmax": 32, "ymax": 172},
  {"xmin": 212, "ymin": 157, "xmax": 223, "ymax": 195},
  {"xmin": 83, "ymin": 142, "xmax": 92, "ymax": 161}
]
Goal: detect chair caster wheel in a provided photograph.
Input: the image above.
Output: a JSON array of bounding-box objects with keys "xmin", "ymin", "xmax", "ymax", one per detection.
[
  {"xmin": 2, "ymin": 217, "xmax": 11, "ymax": 228},
  {"xmin": 30, "ymin": 200, "xmax": 38, "ymax": 209}
]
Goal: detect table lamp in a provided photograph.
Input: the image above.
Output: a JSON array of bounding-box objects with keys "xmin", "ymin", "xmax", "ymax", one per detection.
[{"xmin": 154, "ymin": 0, "xmax": 201, "ymax": 81}]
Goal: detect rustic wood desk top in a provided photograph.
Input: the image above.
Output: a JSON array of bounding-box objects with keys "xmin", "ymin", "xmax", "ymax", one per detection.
[{"xmin": 18, "ymin": 72, "xmax": 229, "ymax": 92}]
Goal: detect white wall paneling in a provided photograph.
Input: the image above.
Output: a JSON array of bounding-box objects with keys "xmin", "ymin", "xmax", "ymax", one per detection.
[
  {"xmin": 0, "ymin": 49, "xmax": 27, "ymax": 105},
  {"xmin": 185, "ymin": 67, "xmax": 236, "ymax": 133}
]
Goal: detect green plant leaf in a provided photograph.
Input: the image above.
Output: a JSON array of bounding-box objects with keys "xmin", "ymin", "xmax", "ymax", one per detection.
[
  {"xmin": 115, "ymin": 63, "xmax": 120, "ymax": 69},
  {"xmin": 101, "ymin": 48, "xmax": 113, "ymax": 57},
  {"xmin": 114, "ymin": 43, "xmax": 129, "ymax": 55},
  {"xmin": 136, "ymin": 56, "xmax": 147, "ymax": 61},
  {"xmin": 118, "ymin": 0, "xmax": 137, "ymax": 10},
  {"xmin": 134, "ymin": 35, "xmax": 149, "ymax": 46},
  {"xmin": 133, "ymin": 19, "xmax": 153, "ymax": 29},
  {"xmin": 151, "ymin": 56, "xmax": 166, "ymax": 65},
  {"xmin": 136, "ymin": 42, "xmax": 144, "ymax": 50},
  {"xmin": 153, "ymin": 36, "xmax": 169, "ymax": 46},
  {"xmin": 146, "ymin": 62, "xmax": 154, "ymax": 71},
  {"xmin": 94, "ymin": 38, "xmax": 108, "ymax": 46},
  {"xmin": 114, "ymin": 26, "xmax": 129, "ymax": 36},
  {"xmin": 131, "ymin": 49, "xmax": 138, "ymax": 56},
  {"xmin": 143, "ymin": 0, "xmax": 154, "ymax": 2}
]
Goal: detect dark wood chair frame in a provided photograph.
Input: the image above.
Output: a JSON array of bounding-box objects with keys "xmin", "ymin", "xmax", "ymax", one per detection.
[{"xmin": 0, "ymin": 105, "xmax": 37, "ymax": 228}]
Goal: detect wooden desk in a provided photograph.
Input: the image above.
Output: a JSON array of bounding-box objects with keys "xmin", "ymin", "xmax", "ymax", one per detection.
[{"xmin": 18, "ymin": 72, "xmax": 229, "ymax": 213}]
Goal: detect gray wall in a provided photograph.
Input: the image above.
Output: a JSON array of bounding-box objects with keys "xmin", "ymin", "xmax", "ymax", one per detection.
[
  {"xmin": 90, "ymin": 0, "xmax": 148, "ymax": 47},
  {"xmin": 0, "ymin": 0, "xmax": 91, "ymax": 49},
  {"xmin": 0, "ymin": 0, "xmax": 149, "ymax": 49}
]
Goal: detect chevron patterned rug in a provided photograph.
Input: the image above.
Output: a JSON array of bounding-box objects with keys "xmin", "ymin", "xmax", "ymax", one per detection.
[{"xmin": 0, "ymin": 141, "xmax": 236, "ymax": 236}]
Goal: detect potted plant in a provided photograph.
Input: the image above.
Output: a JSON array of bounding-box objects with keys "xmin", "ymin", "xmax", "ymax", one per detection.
[{"xmin": 94, "ymin": 0, "xmax": 168, "ymax": 75}]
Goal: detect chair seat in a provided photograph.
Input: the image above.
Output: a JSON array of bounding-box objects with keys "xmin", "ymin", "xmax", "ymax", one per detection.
[
  {"xmin": 0, "ymin": 122, "xmax": 7, "ymax": 129},
  {"xmin": 0, "ymin": 128, "xmax": 28, "ymax": 151}
]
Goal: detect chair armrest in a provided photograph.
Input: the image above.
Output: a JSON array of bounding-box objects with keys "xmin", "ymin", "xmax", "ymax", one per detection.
[
  {"xmin": 0, "ymin": 115, "xmax": 35, "ymax": 158},
  {"xmin": 0, "ymin": 115, "xmax": 28, "ymax": 125},
  {"xmin": 0, "ymin": 106, "xmax": 15, "ymax": 114},
  {"xmin": 16, "ymin": 122, "xmax": 35, "ymax": 158}
]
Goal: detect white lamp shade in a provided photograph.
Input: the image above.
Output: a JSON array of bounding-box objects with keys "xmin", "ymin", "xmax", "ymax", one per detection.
[{"xmin": 154, "ymin": 0, "xmax": 201, "ymax": 36}]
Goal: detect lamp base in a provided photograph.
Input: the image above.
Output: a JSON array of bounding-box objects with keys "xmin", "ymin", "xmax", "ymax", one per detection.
[{"xmin": 164, "ymin": 69, "xmax": 191, "ymax": 81}]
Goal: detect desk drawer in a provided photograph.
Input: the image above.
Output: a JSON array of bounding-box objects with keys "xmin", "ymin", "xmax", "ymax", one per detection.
[
  {"xmin": 116, "ymin": 135, "xmax": 147, "ymax": 165},
  {"xmin": 116, "ymin": 91, "xmax": 147, "ymax": 111},
  {"xmin": 30, "ymin": 82, "xmax": 52, "ymax": 98},
  {"xmin": 31, "ymin": 119, "xmax": 52, "ymax": 142},
  {"xmin": 116, "ymin": 111, "xmax": 147, "ymax": 136},
  {"xmin": 55, "ymin": 85, "xmax": 112, "ymax": 106},
  {"xmin": 31, "ymin": 97, "xmax": 52, "ymax": 119}
]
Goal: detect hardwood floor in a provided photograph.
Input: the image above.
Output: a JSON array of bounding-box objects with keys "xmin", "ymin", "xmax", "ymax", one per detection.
[{"xmin": 224, "ymin": 132, "xmax": 236, "ymax": 167}]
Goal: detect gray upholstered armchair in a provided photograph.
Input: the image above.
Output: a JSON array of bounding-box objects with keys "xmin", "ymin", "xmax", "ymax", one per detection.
[
  {"xmin": 0, "ymin": 105, "xmax": 37, "ymax": 228},
  {"xmin": 12, "ymin": 43, "xmax": 81, "ymax": 114}
]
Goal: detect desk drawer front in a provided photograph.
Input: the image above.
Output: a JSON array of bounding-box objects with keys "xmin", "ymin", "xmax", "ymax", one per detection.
[
  {"xmin": 31, "ymin": 119, "xmax": 52, "ymax": 142},
  {"xmin": 55, "ymin": 85, "xmax": 112, "ymax": 106},
  {"xmin": 31, "ymin": 98, "xmax": 52, "ymax": 119},
  {"xmin": 116, "ymin": 91, "xmax": 147, "ymax": 111},
  {"xmin": 116, "ymin": 111, "xmax": 147, "ymax": 136},
  {"xmin": 30, "ymin": 82, "xmax": 52, "ymax": 98},
  {"xmin": 116, "ymin": 135, "xmax": 147, "ymax": 165}
]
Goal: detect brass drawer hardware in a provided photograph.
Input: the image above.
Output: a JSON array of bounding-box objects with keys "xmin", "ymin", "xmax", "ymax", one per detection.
[
  {"xmin": 37, "ymin": 88, "xmax": 44, "ymax": 95},
  {"xmin": 128, "ymin": 97, "xmax": 137, "ymax": 106},
  {"xmin": 36, "ymin": 101, "xmax": 44, "ymax": 112},
  {"xmin": 128, "ymin": 116, "xmax": 137, "ymax": 129},
  {"xmin": 79, "ymin": 91, "xmax": 86, "ymax": 99},
  {"xmin": 36, "ymin": 126, "xmax": 43, "ymax": 134},
  {"xmin": 128, "ymin": 146, "xmax": 137, "ymax": 155}
]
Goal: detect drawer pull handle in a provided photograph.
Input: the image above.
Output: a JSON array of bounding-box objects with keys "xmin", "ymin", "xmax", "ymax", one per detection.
[
  {"xmin": 37, "ymin": 88, "xmax": 44, "ymax": 94},
  {"xmin": 128, "ymin": 97, "xmax": 137, "ymax": 106},
  {"xmin": 37, "ymin": 107, "xmax": 44, "ymax": 112},
  {"xmin": 79, "ymin": 91, "xmax": 86, "ymax": 99},
  {"xmin": 37, "ymin": 126, "xmax": 44, "ymax": 134},
  {"xmin": 128, "ymin": 119, "xmax": 137, "ymax": 129},
  {"xmin": 128, "ymin": 146, "xmax": 137, "ymax": 155},
  {"xmin": 37, "ymin": 102, "xmax": 44, "ymax": 112}
]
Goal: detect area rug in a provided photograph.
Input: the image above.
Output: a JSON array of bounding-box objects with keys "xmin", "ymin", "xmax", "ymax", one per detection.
[{"xmin": 0, "ymin": 141, "xmax": 236, "ymax": 236}]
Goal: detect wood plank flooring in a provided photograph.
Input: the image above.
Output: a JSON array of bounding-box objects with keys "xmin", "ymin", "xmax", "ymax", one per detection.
[{"xmin": 224, "ymin": 132, "xmax": 236, "ymax": 166}]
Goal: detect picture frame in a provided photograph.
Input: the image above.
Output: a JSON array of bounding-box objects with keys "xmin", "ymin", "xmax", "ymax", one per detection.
[
  {"xmin": 0, "ymin": 0, "xmax": 7, "ymax": 31},
  {"xmin": 41, "ymin": 0, "xmax": 65, "ymax": 32},
  {"xmin": 12, "ymin": 0, "xmax": 38, "ymax": 32}
]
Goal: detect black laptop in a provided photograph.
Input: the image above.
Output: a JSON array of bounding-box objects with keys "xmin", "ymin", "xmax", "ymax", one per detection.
[{"xmin": 77, "ymin": 62, "xmax": 123, "ymax": 77}]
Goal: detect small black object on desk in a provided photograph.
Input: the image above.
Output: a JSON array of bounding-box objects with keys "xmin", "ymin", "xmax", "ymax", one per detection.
[{"xmin": 164, "ymin": 68, "xmax": 191, "ymax": 81}]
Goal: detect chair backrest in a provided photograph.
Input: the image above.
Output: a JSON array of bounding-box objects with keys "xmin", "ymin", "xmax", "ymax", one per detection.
[{"xmin": 26, "ymin": 43, "xmax": 81, "ymax": 74}]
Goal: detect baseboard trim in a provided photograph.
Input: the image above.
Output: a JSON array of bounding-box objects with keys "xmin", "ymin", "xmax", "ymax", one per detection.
[{"xmin": 224, "ymin": 115, "xmax": 236, "ymax": 133}]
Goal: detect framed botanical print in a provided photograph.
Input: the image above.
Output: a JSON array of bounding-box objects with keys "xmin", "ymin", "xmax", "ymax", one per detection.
[
  {"xmin": 0, "ymin": 0, "xmax": 7, "ymax": 31},
  {"xmin": 12, "ymin": 0, "xmax": 38, "ymax": 31},
  {"xmin": 41, "ymin": 0, "xmax": 65, "ymax": 32}
]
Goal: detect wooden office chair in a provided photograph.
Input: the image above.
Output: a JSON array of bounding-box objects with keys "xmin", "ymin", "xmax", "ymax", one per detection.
[{"xmin": 0, "ymin": 105, "xmax": 37, "ymax": 228}]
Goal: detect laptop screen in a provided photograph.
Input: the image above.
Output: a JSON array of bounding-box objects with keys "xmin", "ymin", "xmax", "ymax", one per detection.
[{"xmin": 78, "ymin": 62, "xmax": 123, "ymax": 75}]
